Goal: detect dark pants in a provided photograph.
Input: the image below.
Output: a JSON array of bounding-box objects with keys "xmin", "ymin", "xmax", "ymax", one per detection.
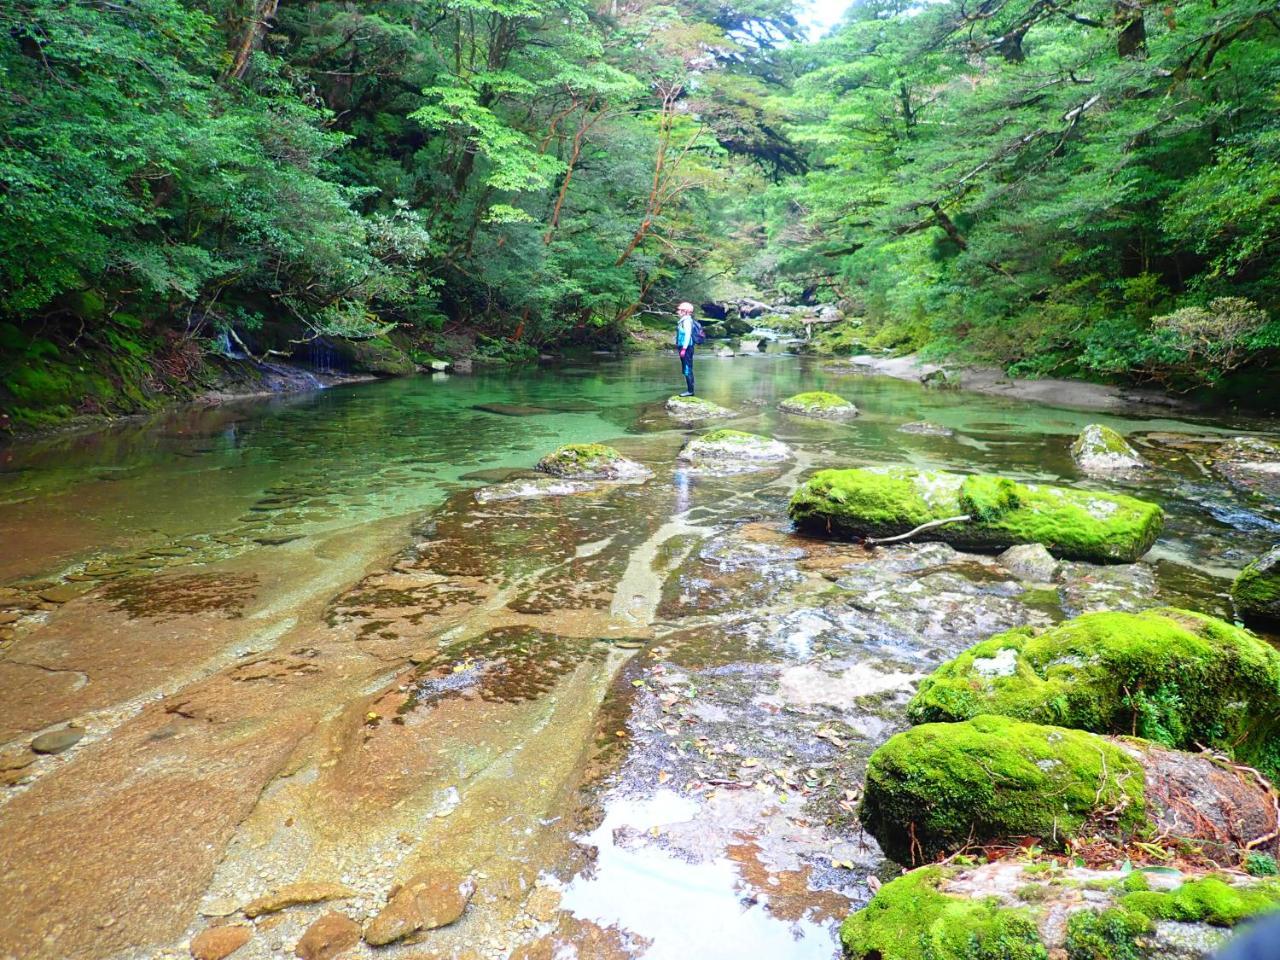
[{"xmin": 679, "ymin": 346, "xmax": 695, "ymax": 393}]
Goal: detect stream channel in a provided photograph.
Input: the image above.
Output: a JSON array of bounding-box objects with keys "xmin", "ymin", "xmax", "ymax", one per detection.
[{"xmin": 1, "ymin": 352, "xmax": 1277, "ymax": 960}]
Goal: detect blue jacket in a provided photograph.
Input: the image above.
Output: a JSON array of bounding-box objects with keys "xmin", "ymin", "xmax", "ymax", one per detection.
[{"xmin": 676, "ymin": 315, "xmax": 694, "ymax": 349}]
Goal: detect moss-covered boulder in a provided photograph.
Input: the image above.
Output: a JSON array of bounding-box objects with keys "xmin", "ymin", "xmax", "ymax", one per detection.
[
  {"xmin": 788, "ymin": 467, "xmax": 1163, "ymax": 563},
  {"xmin": 328, "ymin": 336, "xmax": 418, "ymax": 376},
  {"xmin": 1233, "ymin": 545, "xmax": 1280, "ymax": 626},
  {"xmin": 676, "ymin": 429, "xmax": 792, "ymax": 474},
  {"xmin": 778, "ymin": 390, "xmax": 859, "ymax": 421},
  {"xmin": 860, "ymin": 715, "xmax": 1148, "ymax": 863},
  {"xmin": 1072, "ymin": 424, "xmax": 1146, "ymax": 475},
  {"xmin": 907, "ymin": 608, "xmax": 1280, "ymax": 777},
  {"xmin": 665, "ymin": 395, "xmax": 733, "ymax": 421},
  {"xmin": 839, "ymin": 867, "xmax": 1045, "ymax": 960},
  {"xmin": 534, "ymin": 443, "xmax": 652, "ymax": 482},
  {"xmin": 840, "ymin": 862, "xmax": 1280, "ymax": 960}
]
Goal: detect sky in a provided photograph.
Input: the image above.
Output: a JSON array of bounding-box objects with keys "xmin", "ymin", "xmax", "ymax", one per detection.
[{"xmin": 797, "ymin": 0, "xmax": 851, "ymax": 39}]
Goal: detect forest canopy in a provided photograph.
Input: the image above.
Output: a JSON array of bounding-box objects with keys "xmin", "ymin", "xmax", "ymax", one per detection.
[{"xmin": 1, "ymin": 0, "xmax": 1278, "ymax": 427}]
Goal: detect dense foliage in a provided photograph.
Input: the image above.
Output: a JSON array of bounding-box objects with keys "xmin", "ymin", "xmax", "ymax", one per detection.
[
  {"xmin": 750, "ymin": 0, "xmax": 1280, "ymax": 392},
  {"xmin": 2, "ymin": 0, "xmax": 1278, "ymax": 429}
]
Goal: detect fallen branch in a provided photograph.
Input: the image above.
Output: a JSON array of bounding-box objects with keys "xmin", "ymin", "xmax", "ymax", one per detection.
[{"xmin": 865, "ymin": 515, "xmax": 972, "ymax": 546}]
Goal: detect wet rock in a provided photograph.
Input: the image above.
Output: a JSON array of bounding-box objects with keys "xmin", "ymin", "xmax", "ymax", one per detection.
[
  {"xmin": 242, "ymin": 881, "xmax": 357, "ymax": 918},
  {"xmin": 860, "ymin": 715, "xmax": 1147, "ymax": 863},
  {"xmin": 1213, "ymin": 437, "xmax": 1280, "ymax": 497},
  {"xmin": 997, "ymin": 543, "xmax": 1057, "ymax": 582},
  {"xmin": 861, "ymin": 714, "xmax": 1280, "ymax": 864},
  {"xmin": 778, "ymin": 391, "xmax": 858, "ymax": 421},
  {"xmin": 0, "ymin": 611, "xmax": 21, "ymax": 625},
  {"xmin": 665, "ymin": 395, "xmax": 733, "ymax": 421},
  {"xmin": 908, "ymin": 608, "xmax": 1280, "ymax": 778},
  {"xmin": 31, "ymin": 726, "xmax": 85, "ymax": 754},
  {"xmin": 789, "ymin": 467, "xmax": 1164, "ymax": 563},
  {"xmin": 840, "ymin": 862, "xmax": 1278, "ymax": 960},
  {"xmin": 535, "ymin": 443, "xmax": 652, "ymax": 482},
  {"xmin": 897, "ymin": 420, "xmax": 953, "ymax": 437},
  {"xmin": 1232, "ymin": 545, "xmax": 1280, "ymax": 626},
  {"xmin": 675, "ymin": 430, "xmax": 792, "ymax": 475},
  {"xmin": 190, "ymin": 924, "xmax": 252, "ymax": 960},
  {"xmin": 474, "ymin": 477, "xmax": 597, "ymax": 503},
  {"xmin": 364, "ymin": 872, "xmax": 474, "ymax": 946},
  {"xmin": 36, "ymin": 584, "xmax": 88, "ymax": 604},
  {"xmin": 1071, "ymin": 423, "xmax": 1146, "ymax": 475},
  {"xmin": 715, "ymin": 346, "xmax": 734, "ymax": 358},
  {"xmin": 1055, "ymin": 559, "xmax": 1157, "ymax": 616},
  {"xmin": 294, "ymin": 911, "xmax": 361, "ymax": 960}
]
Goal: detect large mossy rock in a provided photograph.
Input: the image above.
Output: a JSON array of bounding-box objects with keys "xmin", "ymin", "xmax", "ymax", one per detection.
[
  {"xmin": 907, "ymin": 608, "xmax": 1280, "ymax": 778},
  {"xmin": 665, "ymin": 395, "xmax": 733, "ymax": 421},
  {"xmin": 534, "ymin": 443, "xmax": 651, "ymax": 482},
  {"xmin": 840, "ymin": 863, "xmax": 1280, "ymax": 960},
  {"xmin": 327, "ymin": 336, "xmax": 418, "ymax": 376},
  {"xmin": 788, "ymin": 467, "xmax": 1163, "ymax": 563},
  {"xmin": 1233, "ymin": 545, "xmax": 1280, "ymax": 626},
  {"xmin": 778, "ymin": 390, "xmax": 859, "ymax": 421},
  {"xmin": 1071, "ymin": 423, "xmax": 1145, "ymax": 475},
  {"xmin": 860, "ymin": 715, "xmax": 1148, "ymax": 863},
  {"xmin": 676, "ymin": 429, "xmax": 791, "ymax": 474}
]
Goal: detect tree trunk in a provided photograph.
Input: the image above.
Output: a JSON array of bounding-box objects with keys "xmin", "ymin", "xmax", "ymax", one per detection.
[{"xmin": 227, "ymin": 0, "xmax": 280, "ymax": 81}]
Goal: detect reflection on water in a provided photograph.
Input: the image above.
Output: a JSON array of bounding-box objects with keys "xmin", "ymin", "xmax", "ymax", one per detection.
[{"xmin": 559, "ymin": 790, "xmax": 836, "ymax": 960}]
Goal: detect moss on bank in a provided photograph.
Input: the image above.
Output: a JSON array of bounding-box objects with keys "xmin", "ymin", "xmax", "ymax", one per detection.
[
  {"xmin": 788, "ymin": 467, "xmax": 1163, "ymax": 563},
  {"xmin": 907, "ymin": 608, "xmax": 1280, "ymax": 779},
  {"xmin": 840, "ymin": 868, "xmax": 1047, "ymax": 960},
  {"xmin": 1233, "ymin": 546, "xmax": 1280, "ymax": 626},
  {"xmin": 859, "ymin": 715, "xmax": 1148, "ymax": 864}
]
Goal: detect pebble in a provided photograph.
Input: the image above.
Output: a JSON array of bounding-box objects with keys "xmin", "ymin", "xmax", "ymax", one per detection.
[{"xmin": 31, "ymin": 727, "xmax": 85, "ymax": 754}]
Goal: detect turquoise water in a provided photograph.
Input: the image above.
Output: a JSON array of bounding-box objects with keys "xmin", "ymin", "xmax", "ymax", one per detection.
[{"xmin": 1, "ymin": 353, "xmax": 1276, "ymax": 599}]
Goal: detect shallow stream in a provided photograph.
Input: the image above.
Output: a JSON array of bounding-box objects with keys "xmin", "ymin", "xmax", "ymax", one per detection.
[{"xmin": 0, "ymin": 353, "xmax": 1277, "ymax": 960}]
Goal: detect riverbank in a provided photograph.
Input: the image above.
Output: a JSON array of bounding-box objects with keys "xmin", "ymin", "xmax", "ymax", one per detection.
[{"xmin": 846, "ymin": 352, "xmax": 1191, "ymax": 413}]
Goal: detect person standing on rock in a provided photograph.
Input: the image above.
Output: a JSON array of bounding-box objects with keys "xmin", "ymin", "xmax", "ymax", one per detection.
[{"xmin": 676, "ymin": 301, "xmax": 697, "ymax": 396}]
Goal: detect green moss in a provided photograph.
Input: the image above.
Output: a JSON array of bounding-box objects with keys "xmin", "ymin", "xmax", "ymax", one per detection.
[
  {"xmin": 700, "ymin": 429, "xmax": 763, "ymax": 445},
  {"xmin": 788, "ymin": 467, "xmax": 1163, "ymax": 563},
  {"xmin": 1232, "ymin": 546, "xmax": 1280, "ymax": 625},
  {"xmin": 1063, "ymin": 908, "xmax": 1150, "ymax": 960},
  {"xmin": 839, "ymin": 867, "xmax": 1048, "ymax": 960},
  {"xmin": 1121, "ymin": 875, "xmax": 1280, "ymax": 926},
  {"xmin": 1121, "ymin": 872, "xmax": 1150, "ymax": 893},
  {"xmin": 1246, "ymin": 853, "xmax": 1279, "ymax": 877},
  {"xmin": 535, "ymin": 442, "xmax": 623, "ymax": 477},
  {"xmin": 779, "ymin": 391, "xmax": 858, "ymax": 419},
  {"xmin": 859, "ymin": 715, "xmax": 1148, "ymax": 864},
  {"xmin": 906, "ymin": 608, "xmax": 1280, "ymax": 780}
]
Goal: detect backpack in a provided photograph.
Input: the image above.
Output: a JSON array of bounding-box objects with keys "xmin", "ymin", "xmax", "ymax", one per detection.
[{"xmin": 692, "ymin": 319, "xmax": 707, "ymax": 345}]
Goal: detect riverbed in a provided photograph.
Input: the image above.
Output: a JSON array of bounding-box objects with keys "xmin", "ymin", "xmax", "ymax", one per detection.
[{"xmin": 1, "ymin": 353, "xmax": 1277, "ymax": 960}]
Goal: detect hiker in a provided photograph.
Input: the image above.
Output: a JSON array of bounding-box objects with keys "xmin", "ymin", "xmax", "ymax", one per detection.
[{"xmin": 676, "ymin": 301, "xmax": 699, "ymax": 396}]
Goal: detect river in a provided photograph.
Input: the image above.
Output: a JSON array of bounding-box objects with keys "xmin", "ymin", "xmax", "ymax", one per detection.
[{"xmin": 0, "ymin": 353, "xmax": 1276, "ymax": 960}]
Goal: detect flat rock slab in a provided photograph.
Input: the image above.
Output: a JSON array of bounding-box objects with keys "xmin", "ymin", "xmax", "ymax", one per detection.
[
  {"xmin": 665, "ymin": 396, "xmax": 733, "ymax": 421},
  {"xmin": 190, "ymin": 924, "xmax": 252, "ymax": 960},
  {"xmin": 294, "ymin": 912, "xmax": 361, "ymax": 960},
  {"xmin": 474, "ymin": 477, "xmax": 598, "ymax": 503},
  {"xmin": 31, "ymin": 726, "xmax": 85, "ymax": 754},
  {"xmin": 364, "ymin": 872, "xmax": 474, "ymax": 945}
]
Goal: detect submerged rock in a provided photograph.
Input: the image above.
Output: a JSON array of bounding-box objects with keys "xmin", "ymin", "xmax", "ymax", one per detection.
[
  {"xmin": 189, "ymin": 925, "xmax": 252, "ymax": 960},
  {"xmin": 907, "ymin": 608, "xmax": 1280, "ymax": 777},
  {"xmin": 997, "ymin": 543, "xmax": 1058, "ymax": 582},
  {"xmin": 242, "ymin": 881, "xmax": 357, "ymax": 918},
  {"xmin": 474, "ymin": 477, "xmax": 597, "ymax": 503},
  {"xmin": 778, "ymin": 390, "xmax": 858, "ymax": 421},
  {"xmin": 898, "ymin": 420, "xmax": 953, "ymax": 437},
  {"xmin": 675, "ymin": 429, "xmax": 792, "ymax": 474},
  {"xmin": 534, "ymin": 443, "xmax": 652, "ymax": 482},
  {"xmin": 1233, "ymin": 545, "xmax": 1280, "ymax": 626},
  {"xmin": 859, "ymin": 714, "xmax": 1148, "ymax": 863},
  {"xmin": 1213, "ymin": 436, "xmax": 1280, "ymax": 497},
  {"xmin": 30, "ymin": 726, "xmax": 84, "ymax": 755},
  {"xmin": 788, "ymin": 467, "xmax": 1163, "ymax": 563},
  {"xmin": 294, "ymin": 912, "xmax": 361, "ymax": 960},
  {"xmin": 1072, "ymin": 423, "xmax": 1146, "ymax": 475},
  {"xmin": 840, "ymin": 862, "xmax": 1280, "ymax": 960},
  {"xmin": 665, "ymin": 394, "xmax": 734, "ymax": 421},
  {"xmin": 364, "ymin": 871, "xmax": 474, "ymax": 946}
]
